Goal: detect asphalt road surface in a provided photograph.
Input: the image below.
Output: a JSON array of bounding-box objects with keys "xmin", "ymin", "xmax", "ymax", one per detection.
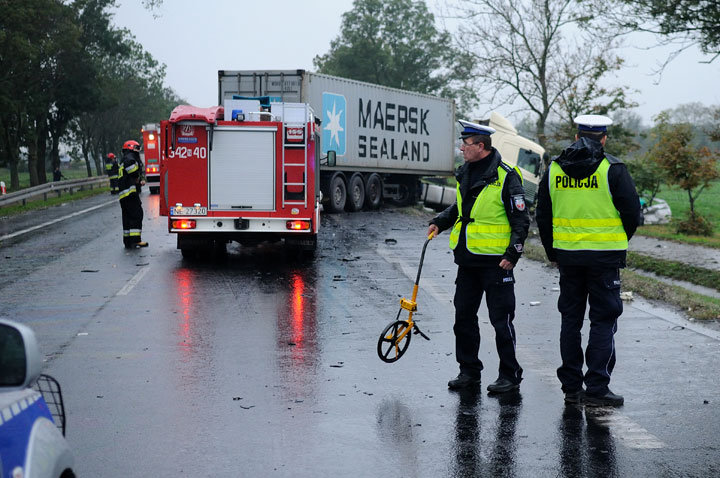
[{"xmin": 1, "ymin": 192, "xmax": 719, "ymax": 477}]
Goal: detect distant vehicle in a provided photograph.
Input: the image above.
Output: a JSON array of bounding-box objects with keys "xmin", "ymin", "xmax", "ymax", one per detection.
[
  {"xmin": 218, "ymin": 70, "xmax": 456, "ymax": 212},
  {"xmin": 421, "ymin": 111, "xmax": 547, "ymax": 212},
  {"xmin": 0, "ymin": 319, "xmax": 74, "ymax": 478},
  {"xmin": 141, "ymin": 123, "xmax": 161, "ymax": 194}
]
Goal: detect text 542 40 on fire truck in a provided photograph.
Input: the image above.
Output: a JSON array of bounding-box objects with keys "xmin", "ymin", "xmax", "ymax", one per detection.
[{"xmin": 158, "ymin": 101, "xmax": 324, "ymax": 258}]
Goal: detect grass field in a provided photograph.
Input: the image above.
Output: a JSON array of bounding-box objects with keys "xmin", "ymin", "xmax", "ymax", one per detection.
[
  {"xmin": 639, "ymin": 180, "xmax": 720, "ymax": 246},
  {"xmin": 0, "ymin": 164, "xmax": 98, "ymax": 193}
]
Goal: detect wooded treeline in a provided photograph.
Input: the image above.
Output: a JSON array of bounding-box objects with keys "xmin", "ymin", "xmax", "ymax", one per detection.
[{"xmin": 0, "ymin": 0, "xmax": 182, "ymax": 190}]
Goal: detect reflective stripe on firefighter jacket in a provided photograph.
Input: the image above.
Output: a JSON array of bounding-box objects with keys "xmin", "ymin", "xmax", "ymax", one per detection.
[
  {"xmin": 548, "ymin": 158, "xmax": 628, "ymax": 251},
  {"xmin": 118, "ymin": 159, "xmax": 140, "ymax": 199},
  {"xmin": 448, "ymin": 163, "xmax": 520, "ymax": 255},
  {"xmin": 105, "ymin": 161, "xmax": 119, "ymax": 179}
]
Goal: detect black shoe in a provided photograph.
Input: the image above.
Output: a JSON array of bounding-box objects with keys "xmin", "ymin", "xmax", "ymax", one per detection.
[
  {"xmin": 585, "ymin": 390, "xmax": 624, "ymax": 407},
  {"xmin": 564, "ymin": 390, "xmax": 585, "ymax": 404},
  {"xmin": 487, "ymin": 378, "xmax": 520, "ymax": 394},
  {"xmin": 448, "ymin": 373, "xmax": 481, "ymax": 390}
]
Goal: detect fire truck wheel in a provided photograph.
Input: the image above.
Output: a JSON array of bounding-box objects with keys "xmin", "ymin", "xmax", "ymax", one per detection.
[
  {"xmin": 346, "ymin": 174, "xmax": 365, "ymax": 212},
  {"xmin": 328, "ymin": 174, "xmax": 347, "ymax": 213},
  {"xmin": 149, "ymin": 186, "xmax": 159, "ymax": 194},
  {"xmin": 364, "ymin": 173, "xmax": 382, "ymax": 209}
]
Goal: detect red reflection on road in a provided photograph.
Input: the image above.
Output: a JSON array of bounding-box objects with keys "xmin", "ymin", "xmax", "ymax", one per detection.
[{"xmin": 175, "ymin": 268, "xmax": 194, "ymax": 355}]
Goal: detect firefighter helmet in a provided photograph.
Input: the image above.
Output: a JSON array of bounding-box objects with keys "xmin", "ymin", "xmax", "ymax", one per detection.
[
  {"xmin": 122, "ymin": 140, "xmax": 140, "ymax": 152},
  {"xmin": 107, "ymin": 153, "xmax": 116, "ymax": 159}
]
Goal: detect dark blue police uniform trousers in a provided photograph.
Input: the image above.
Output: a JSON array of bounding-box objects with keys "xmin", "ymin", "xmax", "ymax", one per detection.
[
  {"xmin": 557, "ymin": 265, "xmax": 622, "ymax": 395},
  {"xmin": 453, "ymin": 265, "xmax": 523, "ymax": 383}
]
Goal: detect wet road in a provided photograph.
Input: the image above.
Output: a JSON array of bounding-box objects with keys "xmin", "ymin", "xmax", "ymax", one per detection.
[{"xmin": 1, "ymin": 193, "xmax": 719, "ymax": 477}]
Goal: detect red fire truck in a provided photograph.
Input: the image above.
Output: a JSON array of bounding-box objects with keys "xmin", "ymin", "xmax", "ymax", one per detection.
[
  {"xmin": 141, "ymin": 123, "xmax": 161, "ymax": 194},
  {"xmin": 158, "ymin": 101, "xmax": 322, "ymax": 258}
]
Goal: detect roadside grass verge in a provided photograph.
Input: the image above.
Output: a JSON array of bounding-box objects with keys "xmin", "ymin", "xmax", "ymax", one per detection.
[
  {"xmin": 626, "ymin": 252, "xmax": 720, "ymax": 292},
  {"xmin": 636, "ymin": 224, "xmax": 720, "ymax": 249},
  {"xmin": 523, "ymin": 243, "xmax": 720, "ymax": 320},
  {"xmin": 620, "ymin": 270, "xmax": 720, "ymax": 320},
  {"xmin": 0, "ymin": 186, "xmax": 109, "ymax": 218}
]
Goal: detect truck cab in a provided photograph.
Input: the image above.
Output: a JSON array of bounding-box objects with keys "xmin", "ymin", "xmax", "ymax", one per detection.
[
  {"xmin": 486, "ymin": 112, "xmax": 546, "ymax": 205},
  {"xmin": 422, "ymin": 112, "xmax": 547, "ymax": 212}
]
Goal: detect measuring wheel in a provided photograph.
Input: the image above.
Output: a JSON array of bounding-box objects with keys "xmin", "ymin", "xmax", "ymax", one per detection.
[{"xmin": 377, "ymin": 319, "xmax": 412, "ymax": 363}]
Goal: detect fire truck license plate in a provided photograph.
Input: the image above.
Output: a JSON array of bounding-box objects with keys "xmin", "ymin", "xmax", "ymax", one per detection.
[{"xmin": 170, "ymin": 206, "xmax": 207, "ymax": 216}]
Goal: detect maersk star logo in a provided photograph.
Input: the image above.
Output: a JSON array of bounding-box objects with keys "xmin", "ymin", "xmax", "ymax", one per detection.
[{"xmin": 322, "ymin": 92, "xmax": 346, "ymax": 155}]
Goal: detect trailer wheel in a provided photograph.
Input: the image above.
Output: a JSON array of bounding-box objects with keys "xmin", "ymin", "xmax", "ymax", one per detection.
[
  {"xmin": 364, "ymin": 173, "xmax": 382, "ymax": 209},
  {"xmin": 328, "ymin": 173, "xmax": 347, "ymax": 213},
  {"xmin": 346, "ymin": 174, "xmax": 365, "ymax": 212},
  {"xmin": 394, "ymin": 177, "xmax": 419, "ymax": 206},
  {"xmin": 180, "ymin": 248, "xmax": 196, "ymax": 260},
  {"xmin": 149, "ymin": 186, "xmax": 159, "ymax": 194}
]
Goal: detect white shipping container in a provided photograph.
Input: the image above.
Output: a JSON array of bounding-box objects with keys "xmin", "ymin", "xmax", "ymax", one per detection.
[{"xmin": 218, "ymin": 70, "xmax": 456, "ymax": 177}]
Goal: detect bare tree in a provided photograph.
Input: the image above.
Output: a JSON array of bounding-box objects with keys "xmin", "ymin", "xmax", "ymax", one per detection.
[{"xmin": 447, "ymin": 0, "xmax": 629, "ymax": 148}]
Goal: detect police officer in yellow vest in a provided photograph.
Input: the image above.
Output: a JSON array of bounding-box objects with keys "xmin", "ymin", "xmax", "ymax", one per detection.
[
  {"xmin": 428, "ymin": 120, "xmax": 529, "ymax": 394},
  {"xmin": 536, "ymin": 114, "xmax": 641, "ymax": 407}
]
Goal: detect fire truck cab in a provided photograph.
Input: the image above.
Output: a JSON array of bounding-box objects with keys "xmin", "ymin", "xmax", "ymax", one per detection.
[
  {"xmin": 141, "ymin": 123, "xmax": 161, "ymax": 194},
  {"xmin": 159, "ymin": 100, "xmax": 321, "ymax": 258}
]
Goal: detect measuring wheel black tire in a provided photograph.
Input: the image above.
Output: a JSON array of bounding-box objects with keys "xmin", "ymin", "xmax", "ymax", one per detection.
[{"xmin": 377, "ymin": 320, "xmax": 412, "ymax": 363}]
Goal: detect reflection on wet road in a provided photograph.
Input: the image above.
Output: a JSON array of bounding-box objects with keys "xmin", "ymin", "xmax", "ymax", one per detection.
[{"xmin": 2, "ymin": 199, "xmax": 719, "ymax": 477}]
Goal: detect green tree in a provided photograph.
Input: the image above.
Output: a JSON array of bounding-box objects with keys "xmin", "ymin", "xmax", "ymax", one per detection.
[
  {"xmin": 313, "ymin": 0, "xmax": 477, "ymax": 114},
  {"xmin": 626, "ymin": 154, "xmax": 663, "ymax": 205},
  {"xmin": 647, "ymin": 111, "xmax": 720, "ymax": 234},
  {"xmin": 450, "ymin": 0, "xmax": 632, "ymax": 149},
  {"xmin": 0, "ymin": 0, "xmax": 69, "ymax": 189}
]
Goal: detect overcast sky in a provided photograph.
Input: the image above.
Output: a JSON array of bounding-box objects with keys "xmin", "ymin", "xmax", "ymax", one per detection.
[{"xmin": 111, "ymin": 0, "xmax": 720, "ymax": 126}]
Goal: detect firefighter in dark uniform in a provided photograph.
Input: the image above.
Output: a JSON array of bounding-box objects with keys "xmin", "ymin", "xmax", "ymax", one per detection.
[
  {"xmin": 428, "ymin": 120, "xmax": 530, "ymax": 394},
  {"xmin": 105, "ymin": 153, "xmax": 119, "ymax": 194},
  {"xmin": 536, "ymin": 114, "xmax": 641, "ymax": 407},
  {"xmin": 118, "ymin": 140, "xmax": 148, "ymax": 248}
]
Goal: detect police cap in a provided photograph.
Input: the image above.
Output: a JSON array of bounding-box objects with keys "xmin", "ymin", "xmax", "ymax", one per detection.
[
  {"xmin": 574, "ymin": 114, "xmax": 613, "ymax": 133},
  {"xmin": 458, "ymin": 119, "xmax": 496, "ymax": 139}
]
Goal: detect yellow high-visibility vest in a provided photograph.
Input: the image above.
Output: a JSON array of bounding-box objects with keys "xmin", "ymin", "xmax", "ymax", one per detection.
[
  {"xmin": 549, "ymin": 159, "xmax": 628, "ymax": 251},
  {"xmin": 449, "ymin": 163, "xmax": 519, "ymax": 255}
]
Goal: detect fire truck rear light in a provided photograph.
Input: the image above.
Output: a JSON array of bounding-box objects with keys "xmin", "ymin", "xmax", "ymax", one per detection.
[
  {"xmin": 146, "ymin": 165, "xmax": 159, "ymax": 173},
  {"xmin": 173, "ymin": 219, "xmax": 196, "ymax": 229},
  {"xmin": 286, "ymin": 220, "xmax": 310, "ymax": 231}
]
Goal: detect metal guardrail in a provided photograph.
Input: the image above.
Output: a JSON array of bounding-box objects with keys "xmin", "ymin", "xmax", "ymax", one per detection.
[{"xmin": 0, "ymin": 176, "xmax": 109, "ymax": 208}]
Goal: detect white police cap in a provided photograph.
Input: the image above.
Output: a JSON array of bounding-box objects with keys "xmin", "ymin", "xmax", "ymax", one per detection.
[
  {"xmin": 574, "ymin": 114, "xmax": 613, "ymax": 132},
  {"xmin": 458, "ymin": 119, "xmax": 496, "ymax": 138}
]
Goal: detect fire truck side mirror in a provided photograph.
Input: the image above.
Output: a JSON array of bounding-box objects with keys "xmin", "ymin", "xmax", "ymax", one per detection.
[{"xmin": 326, "ymin": 151, "xmax": 336, "ymax": 167}]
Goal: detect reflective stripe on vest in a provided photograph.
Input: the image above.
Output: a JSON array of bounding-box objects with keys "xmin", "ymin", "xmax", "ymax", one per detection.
[
  {"xmin": 448, "ymin": 164, "xmax": 518, "ymax": 255},
  {"xmin": 117, "ymin": 163, "xmax": 138, "ymax": 199},
  {"xmin": 549, "ymin": 159, "xmax": 628, "ymax": 251}
]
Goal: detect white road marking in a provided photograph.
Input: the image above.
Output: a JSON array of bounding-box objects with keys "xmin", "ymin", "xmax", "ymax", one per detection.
[
  {"xmin": 117, "ymin": 266, "xmax": 150, "ymax": 296},
  {"xmin": 376, "ymin": 245, "xmax": 453, "ymax": 303},
  {"xmin": 0, "ymin": 199, "xmax": 116, "ymax": 242},
  {"xmin": 588, "ymin": 412, "xmax": 666, "ymax": 449}
]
